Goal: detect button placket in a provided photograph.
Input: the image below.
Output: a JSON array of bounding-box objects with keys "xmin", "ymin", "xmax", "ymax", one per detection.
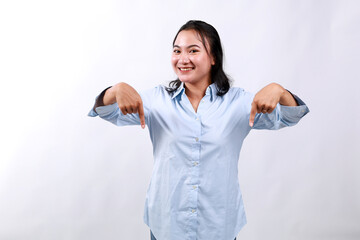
[{"xmin": 187, "ymin": 109, "xmax": 202, "ymax": 237}]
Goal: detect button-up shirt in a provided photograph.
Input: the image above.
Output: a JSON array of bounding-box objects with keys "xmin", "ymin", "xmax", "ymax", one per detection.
[{"xmin": 88, "ymin": 82, "xmax": 309, "ymax": 240}]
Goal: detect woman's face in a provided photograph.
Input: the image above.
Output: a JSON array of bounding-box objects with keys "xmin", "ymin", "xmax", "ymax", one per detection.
[{"xmin": 172, "ymin": 30, "xmax": 215, "ymax": 85}]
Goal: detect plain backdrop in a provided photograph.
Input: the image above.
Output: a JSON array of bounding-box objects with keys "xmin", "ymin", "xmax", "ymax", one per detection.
[{"xmin": 0, "ymin": 0, "xmax": 359, "ymax": 239}]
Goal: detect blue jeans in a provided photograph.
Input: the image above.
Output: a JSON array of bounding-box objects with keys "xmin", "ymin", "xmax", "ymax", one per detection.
[{"xmin": 151, "ymin": 231, "xmax": 236, "ymax": 240}]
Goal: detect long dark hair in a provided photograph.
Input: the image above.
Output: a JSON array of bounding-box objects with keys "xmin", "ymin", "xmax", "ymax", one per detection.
[{"xmin": 166, "ymin": 20, "xmax": 231, "ymax": 96}]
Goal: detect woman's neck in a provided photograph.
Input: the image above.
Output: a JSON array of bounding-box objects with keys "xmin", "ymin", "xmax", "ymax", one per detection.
[{"xmin": 184, "ymin": 80, "xmax": 211, "ymax": 101}]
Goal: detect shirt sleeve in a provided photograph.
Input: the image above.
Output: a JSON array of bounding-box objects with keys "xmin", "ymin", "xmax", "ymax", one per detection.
[
  {"xmin": 87, "ymin": 86, "xmax": 159, "ymax": 127},
  {"xmin": 252, "ymin": 92, "xmax": 310, "ymax": 130}
]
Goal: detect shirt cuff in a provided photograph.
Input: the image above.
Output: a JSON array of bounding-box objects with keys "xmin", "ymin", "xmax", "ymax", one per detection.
[
  {"xmin": 88, "ymin": 86, "xmax": 112, "ymax": 117},
  {"xmin": 91, "ymin": 103, "xmax": 118, "ymax": 117},
  {"xmin": 279, "ymin": 93, "xmax": 309, "ymax": 122}
]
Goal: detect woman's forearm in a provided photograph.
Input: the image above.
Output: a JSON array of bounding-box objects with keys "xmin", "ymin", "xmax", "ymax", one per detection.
[
  {"xmin": 279, "ymin": 88, "xmax": 298, "ymax": 106},
  {"xmin": 103, "ymin": 85, "xmax": 119, "ymax": 106}
]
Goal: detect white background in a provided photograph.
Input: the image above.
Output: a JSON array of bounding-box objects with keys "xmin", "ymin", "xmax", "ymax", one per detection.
[{"xmin": 0, "ymin": 0, "xmax": 359, "ymax": 239}]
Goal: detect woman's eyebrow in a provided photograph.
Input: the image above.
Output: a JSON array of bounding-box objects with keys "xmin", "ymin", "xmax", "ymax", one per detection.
[{"xmin": 173, "ymin": 44, "xmax": 201, "ymax": 49}]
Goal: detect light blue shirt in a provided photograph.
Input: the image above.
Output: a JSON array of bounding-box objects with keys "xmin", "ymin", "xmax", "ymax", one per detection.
[{"xmin": 88, "ymin": 82, "xmax": 309, "ymax": 240}]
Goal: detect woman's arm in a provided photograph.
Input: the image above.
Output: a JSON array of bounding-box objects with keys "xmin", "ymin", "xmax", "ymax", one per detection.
[
  {"xmin": 96, "ymin": 82, "xmax": 146, "ymax": 129},
  {"xmin": 249, "ymin": 83, "xmax": 299, "ymax": 127}
]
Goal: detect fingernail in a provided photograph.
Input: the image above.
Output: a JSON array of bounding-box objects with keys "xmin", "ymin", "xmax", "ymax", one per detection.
[
  {"xmin": 249, "ymin": 122, "xmax": 253, "ymax": 127},
  {"xmin": 141, "ymin": 124, "xmax": 145, "ymax": 129}
]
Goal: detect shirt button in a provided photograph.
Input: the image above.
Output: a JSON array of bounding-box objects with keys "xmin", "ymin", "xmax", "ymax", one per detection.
[
  {"xmin": 194, "ymin": 162, "xmax": 198, "ymax": 166},
  {"xmin": 191, "ymin": 209, "xmax": 196, "ymax": 213},
  {"xmin": 195, "ymin": 117, "xmax": 199, "ymax": 121},
  {"xmin": 193, "ymin": 185, "xmax": 197, "ymax": 189},
  {"xmin": 195, "ymin": 137, "xmax": 199, "ymax": 142}
]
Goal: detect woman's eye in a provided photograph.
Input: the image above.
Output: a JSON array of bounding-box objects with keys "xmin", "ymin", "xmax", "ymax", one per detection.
[
  {"xmin": 190, "ymin": 49, "xmax": 198, "ymax": 53},
  {"xmin": 173, "ymin": 49, "xmax": 180, "ymax": 54}
]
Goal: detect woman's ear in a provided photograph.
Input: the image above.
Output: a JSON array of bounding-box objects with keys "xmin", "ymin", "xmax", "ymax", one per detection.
[{"xmin": 211, "ymin": 55, "xmax": 215, "ymax": 65}]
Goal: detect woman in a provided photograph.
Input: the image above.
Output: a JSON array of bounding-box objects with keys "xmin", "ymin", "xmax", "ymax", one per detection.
[{"xmin": 89, "ymin": 20, "xmax": 309, "ymax": 240}]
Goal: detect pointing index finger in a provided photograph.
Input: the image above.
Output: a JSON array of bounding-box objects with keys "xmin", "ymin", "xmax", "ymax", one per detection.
[
  {"xmin": 138, "ymin": 100, "xmax": 145, "ymax": 129},
  {"xmin": 249, "ymin": 102, "xmax": 257, "ymax": 127}
]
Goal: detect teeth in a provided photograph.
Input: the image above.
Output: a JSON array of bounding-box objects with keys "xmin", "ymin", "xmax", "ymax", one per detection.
[{"xmin": 180, "ymin": 68, "xmax": 193, "ymax": 71}]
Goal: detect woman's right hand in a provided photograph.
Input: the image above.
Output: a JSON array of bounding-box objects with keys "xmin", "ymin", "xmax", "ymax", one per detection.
[{"xmin": 103, "ymin": 82, "xmax": 145, "ymax": 129}]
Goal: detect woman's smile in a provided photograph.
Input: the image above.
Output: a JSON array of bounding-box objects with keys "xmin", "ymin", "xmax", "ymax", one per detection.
[{"xmin": 178, "ymin": 67, "xmax": 195, "ymax": 72}]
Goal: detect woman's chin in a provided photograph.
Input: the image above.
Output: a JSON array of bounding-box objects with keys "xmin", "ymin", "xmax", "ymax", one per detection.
[{"xmin": 178, "ymin": 78, "xmax": 192, "ymax": 83}]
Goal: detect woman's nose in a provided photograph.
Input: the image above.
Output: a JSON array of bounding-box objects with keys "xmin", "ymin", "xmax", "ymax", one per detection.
[{"xmin": 179, "ymin": 54, "xmax": 190, "ymax": 64}]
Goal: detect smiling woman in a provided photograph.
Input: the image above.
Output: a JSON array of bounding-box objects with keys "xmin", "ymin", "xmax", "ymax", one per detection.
[{"xmin": 88, "ymin": 20, "xmax": 309, "ymax": 240}]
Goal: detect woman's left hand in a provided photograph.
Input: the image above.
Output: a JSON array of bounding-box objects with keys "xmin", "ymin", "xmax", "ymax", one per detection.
[{"xmin": 249, "ymin": 83, "xmax": 297, "ymax": 127}]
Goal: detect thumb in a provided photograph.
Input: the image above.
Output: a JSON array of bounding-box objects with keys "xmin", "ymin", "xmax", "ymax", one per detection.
[
  {"xmin": 249, "ymin": 102, "xmax": 257, "ymax": 127},
  {"xmin": 138, "ymin": 101, "xmax": 146, "ymax": 129}
]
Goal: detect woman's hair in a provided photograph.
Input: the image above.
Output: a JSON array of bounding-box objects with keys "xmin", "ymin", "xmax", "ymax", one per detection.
[{"xmin": 166, "ymin": 20, "xmax": 231, "ymax": 96}]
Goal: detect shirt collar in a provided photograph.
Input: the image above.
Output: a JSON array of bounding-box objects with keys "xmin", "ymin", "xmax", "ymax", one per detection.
[
  {"xmin": 171, "ymin": 82, "xmax": 185, "ymax": 99},
  {"xmin": 171, "ymin": 82, "xmax": 218, "ymax": 101},
  {"xmin": 207, "ymin": 83, "xmax": 217, "ymax": 101}
]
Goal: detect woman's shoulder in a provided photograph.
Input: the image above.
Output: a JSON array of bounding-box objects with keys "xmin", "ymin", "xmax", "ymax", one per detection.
[
  {"xmin": 140, "ymin": 84, "xmax": 175, "ymax": 100},
  {"xmin": 141, "ymin": 84, "xmax": 166, "ymax": 94},
  {"xmin": 228, "ymin": 86, "xmax": 245, "ymax": 94},
  {"xmin": 225, "ymin": 86, "xmax": 253, "ymax": 98}
]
